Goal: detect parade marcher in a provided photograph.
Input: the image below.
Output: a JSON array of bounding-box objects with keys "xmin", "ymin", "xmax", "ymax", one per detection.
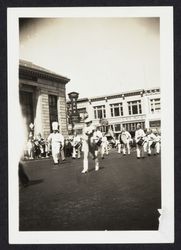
[
  {"xmin": 34, "ymin": 139, "xmax": 41, "ymax": 158},
  {"xmin": 81, "ymin": 117, "xmax": 100, "ymax": 174},
  {"xmin": 143, "ymin": 129, "xmax": 149, "ymax": 153},
  {"xmin": 117, "ymin": 134, "xmax": 122, "ymax": 154},
  {"xmin": 64, "ymin": 139, "xmax": 73, "ymax": 157},
  {"xmin": 37, "ymin": 133, "xmax": 46, "ymax": 158},
  {"xmin": 135, "ymin": 123, "xmax": 146, "ymax": 159},
  {"xmin": 101, "ymin": 133, "xmax": 109, "ymax": 159},
  {"xmin": 119, "ymin": 127, "xmax": 131, "ymax": 155},
  {"xmin": 147, "ymin": 129, "xmax": 157, "ymax": 156},
  {"xmin": 92, "ymin": 125, "xmax": 103, "ymax": 158},
  {"xmin": 154, "ymin": 131, "xmax": 161, "ymax": 155},
  {"xmin": 72, "ymin": 132, "xmax": 82, "ymax": 159},
  {"xmin": 47, "ymin": 122, "xmax": 64, "ymax": 165}
]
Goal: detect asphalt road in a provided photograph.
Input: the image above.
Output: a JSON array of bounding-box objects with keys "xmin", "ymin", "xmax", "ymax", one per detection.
[{"xmin": 19, "ymin": 149, "xmax": 161, "ymax": 231}]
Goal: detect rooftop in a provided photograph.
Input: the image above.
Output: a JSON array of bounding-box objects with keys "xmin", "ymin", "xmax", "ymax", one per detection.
[
  {"xmin": 19, "ymin": 59, "xmax": 70, "ymax": 84},
  {"xmin": 67, "ymin": 87, "xmax": 160, "ymax": 103}
]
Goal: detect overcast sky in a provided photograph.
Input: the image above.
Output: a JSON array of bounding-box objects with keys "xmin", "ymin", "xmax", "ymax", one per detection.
[{"xmin": 20, "ymin": 18, "xmax": 160, "ymax": 98}]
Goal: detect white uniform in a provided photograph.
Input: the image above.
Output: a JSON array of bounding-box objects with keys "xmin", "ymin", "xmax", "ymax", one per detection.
[
  {"xmin": 72, "ymin": 135, "xmax": 81, "ymax": 159},
  {"xmin": 92, "ymin": 130, "xmax": 103, "ymax": 157},
  {"xmin": 143, "ymin": 134, "xmax": 149, "ymax": 153},
  {"xmin": 101, "ymin": 136, "xmax": 109, "ymax": 157},
  {"xmin": 81, "ymin": 124, "xmax": 100, "ymax": 173},
  {"xmin": 147, "ymin": 132, "xmax": 157, "ymax": 155},
  {"xmin": 122, "ymin": 131, "xmax": 131, "ymax": 155},
  {"xmin": 155, "ymin": 134, "xmax": 161, "ymax": 154},
  {"xmin": 135, "ymin": 128, "xmax": 146, "ymax": 158},
  {"xmin": 48, "ymin": 132, "xmax": 64, "ymax": 164}
]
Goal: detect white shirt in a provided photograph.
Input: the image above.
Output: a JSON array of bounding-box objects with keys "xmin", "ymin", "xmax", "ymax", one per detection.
[
  {"xmin": 135, "ymin": 129, "xmax": 146, "ymax": 143},
  {"xmin": 82, "ymin": 124, "xmax": 96, "ymax": 141},
  {"xmin": 147, "ymin": 133, "xmax": 156, "ymax": 142},
  {"xmin": 48, "ymin": 132, "xmax": 64, "ymax": 147},
  {"xmin": 73, "ymin": 135, "xmax": 81, "ymax": 146}
]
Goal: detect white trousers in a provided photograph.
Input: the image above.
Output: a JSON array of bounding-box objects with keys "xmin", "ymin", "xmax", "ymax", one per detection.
[
  {"xmin": 155, "ymin": 142, "xmax": 161, "ymax": 154},
  {"xmin": 118, "ymin": 143, "xmax": 122, "ymax": 153},
  {"xmin": 143, "ymin": 141, "xmax": 148, "ymax": 153},
  {"xmin": 122, "ymin": 141, "xmax": 130, "ymax": 155},
  {"xmin": 136, "ymin": 145, "xmax": 144, "ymax": 158},
  {"xmin": 52, "ymin": 150, "xmax": 60, "ymax": 164},
  {"xmin": 82, "ymin": 141, "xmax": 99, "ymax": 172},
  {"xmin": 148, "ymin": 141, "xmax": 160, "ymax": 155},
  {"xmin": 52, "ymin": 144, "xmax": 65, "ymax": 163},
  {"xmin": 101, "ymin": 143, "xmax": 108, "ymax": 157}
]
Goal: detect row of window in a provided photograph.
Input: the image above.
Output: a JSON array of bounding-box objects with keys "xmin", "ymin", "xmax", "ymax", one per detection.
[{"xmin": 92, "ymin": 99, "xmax": 160, "ymax": 119}]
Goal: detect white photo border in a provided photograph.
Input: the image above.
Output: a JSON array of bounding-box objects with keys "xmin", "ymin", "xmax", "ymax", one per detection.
[{"xmin": 8, "ymin": 6, "xmax": 174, "ymax": 244}]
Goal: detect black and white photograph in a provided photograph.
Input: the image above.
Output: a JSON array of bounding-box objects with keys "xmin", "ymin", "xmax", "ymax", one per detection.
[{"xmin": 8, "ymin": 7, "xmax": 174, "ymax": 244}]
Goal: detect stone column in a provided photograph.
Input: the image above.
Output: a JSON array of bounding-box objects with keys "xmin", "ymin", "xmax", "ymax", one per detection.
[
  {"xmin": 41, "ymin": 89, "xmax": 50, "ymax": 139},
  {"xmin": 34, "ymin": 88, "xmax": 43, "ymax": 137},
  {"xmin": 58, "ymin": 89, "xmax": 68, "ymax": 137}
]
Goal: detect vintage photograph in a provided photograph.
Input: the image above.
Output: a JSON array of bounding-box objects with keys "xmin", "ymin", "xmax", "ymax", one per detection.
[{"xmin": 8, "ymin": 7, "xmax": 174, "ymax": 244}]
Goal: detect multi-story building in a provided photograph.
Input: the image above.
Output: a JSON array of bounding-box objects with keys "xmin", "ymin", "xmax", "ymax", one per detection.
[
  {"xmin": 19, "ymin": 59, "xmax": 70, "ymax": 139},
  {"xmin": 67, "ymin": 88, "xmax": 161, "ymax": 137}
]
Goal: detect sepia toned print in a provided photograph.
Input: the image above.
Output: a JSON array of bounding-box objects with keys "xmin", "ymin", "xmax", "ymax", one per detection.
[{"xmin": 8, "ymin": 7, "xmax": 174, "ymax": 244}]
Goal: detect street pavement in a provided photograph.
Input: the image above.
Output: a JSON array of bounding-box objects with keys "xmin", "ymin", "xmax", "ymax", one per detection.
[{"xmin": 19, "ymin": 149, "xmax": 161, "ymax": 231}]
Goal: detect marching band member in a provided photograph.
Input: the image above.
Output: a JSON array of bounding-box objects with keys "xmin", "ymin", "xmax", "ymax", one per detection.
[
  {"xmin": 81, "ymin": 117, "xmax": 100, "ymax": 174},
  {"xmin": 121, "ymin": 127, "xmax": 132, "ymax": 155},
  {"xmin": 143, "ymin": 129, "xmax": 149, "ymax": 153},
  {"xmin": 155, "ymin": 131, "xmax": 161, "ymax": 155},
  {"xmin": 117, "ymin": 135, "xmax": 122, "ymax": 154},
  {"xmin": 135, "ymin": 123, "xmax": 146, "ymax": 159},
  {"xmin": 47, "ymin": 121, "xmax": 64, "ymax": 165},
  {"xmin": 147, "ymin": 129, "xmax": 157, "ymax": 156},
  {"xmin": 92, "ymin": 126, "xmax": 103, "ymax": 158},
  {"xmin": 101, "ymin": 133, "xmax": 109, "ymax": 159},
  {"xmin": 72, "ymin": 131, "xmax": 81, "ymax": 159}
]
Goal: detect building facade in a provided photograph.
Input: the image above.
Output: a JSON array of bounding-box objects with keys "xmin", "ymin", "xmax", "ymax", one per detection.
[
  {"xmin": 67, "ymin": 88, "xmax": 161, "ymax": 137},
  {"xmin": 19, "ymin": 60, "xmax": 70, "ymax": 139}
]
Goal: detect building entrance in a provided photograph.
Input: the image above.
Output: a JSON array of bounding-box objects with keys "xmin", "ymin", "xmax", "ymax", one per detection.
[{"xmin": 19, "ymin": 91, "xmax": 34, "ymax": 131}]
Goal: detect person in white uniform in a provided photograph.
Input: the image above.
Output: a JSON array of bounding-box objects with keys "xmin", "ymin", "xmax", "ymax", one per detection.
[
  {"xmin": 47, "ymin": 122, "xmax": 64, "ymax": 165},
  {"xmin": 81, "ymin": 118, "xmax": 100, "ymax": 173},
  {"xmin": 72, "ymin": 131, "xmax": 81, "ymax": 159},
  {"xmin": 92, "ymin": 126, "xmax": 103, "ymax": 158},
  {"xmin": 147, "ymin": 129, "xmax": 157, "ymax": 156},
  {"xmin": 135, "ymin": 124, "xmax": 146, "ymax": 159},
  {"xmin": 143, "ymin": 129, "xmax": 149, "ymax": 153},
  {"xmin": 121, "ymin": 127, "xmax": 132, "ymax": 155},
  {"xmin": 154, "ymin": 131, "xmax": 161, "ymax": 155},
  {"xmin": 101, "ymin": 133, "xmax": 109, "ymax": 159}
]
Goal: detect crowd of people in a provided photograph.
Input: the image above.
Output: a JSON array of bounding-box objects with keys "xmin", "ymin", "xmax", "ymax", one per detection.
[{"xmin": 24, "ymin": 120, "xmax": 161, "ymax": 173}]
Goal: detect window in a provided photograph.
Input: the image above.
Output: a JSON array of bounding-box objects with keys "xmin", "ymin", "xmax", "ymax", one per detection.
[
  {"xmin": 93, "ymin": 105, "xmax": 106, "ymax": 119},
  {"xmin": 110, "ymin": 103, "xmax": 123, "ymax": 117},
  {"xmin": 128, "ymin": 100, "xmax": 142, "ymax": 115},
  {"xmin": 114, "ymin": 124, "xmax": 121, "ymax": 132},
  {"xmin": 150, "ymin": 98, "xmax": 161, "ymax": 113},
  {"xmin": 123, "ymin": 122, "xmax": 145, "ymax": 132},
  {"xmin": 49, "ymin": 95, "xmax": 58, "ymax": 130}
]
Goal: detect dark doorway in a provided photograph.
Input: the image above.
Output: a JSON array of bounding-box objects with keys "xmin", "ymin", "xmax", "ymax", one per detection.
[
  {"xmin": 49, "ymin": 95, "xmax": 58, "ymax": 131},
  {"xmin": 19, "ymin": 91, "xmax": 34, "ymax": 130}
]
